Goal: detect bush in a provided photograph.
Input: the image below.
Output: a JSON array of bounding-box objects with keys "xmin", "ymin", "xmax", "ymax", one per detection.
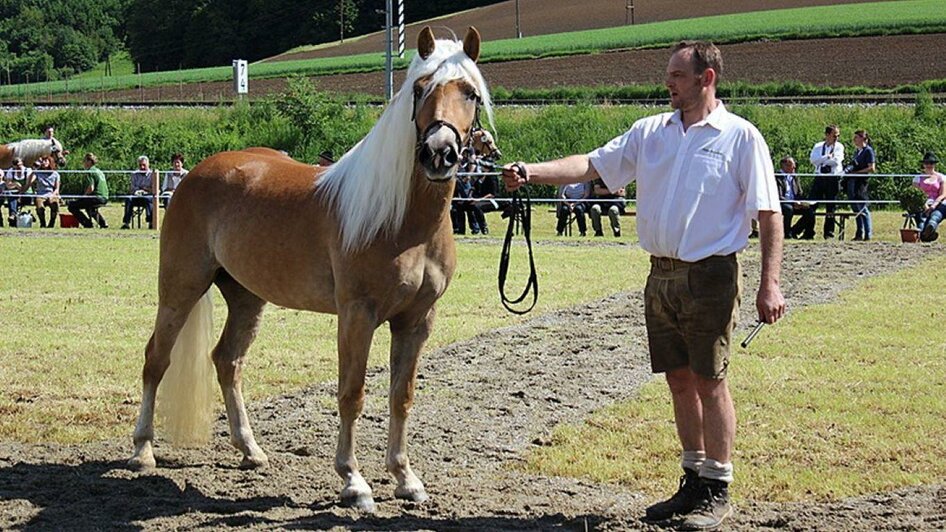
[{"xmin": 899, "ymin": 185, "xmax": 928, "ymax": 214}]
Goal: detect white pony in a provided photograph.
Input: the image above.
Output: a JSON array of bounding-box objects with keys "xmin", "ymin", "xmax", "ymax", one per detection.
[{"xmin": 0, "ymin": 138, "xmax": 67, "ymax": 168}]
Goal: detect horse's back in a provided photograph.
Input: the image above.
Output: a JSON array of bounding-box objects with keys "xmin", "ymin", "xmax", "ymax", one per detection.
[{"xmin": 160, "ymin": 148, "xmax": 338, "ymax": 311}]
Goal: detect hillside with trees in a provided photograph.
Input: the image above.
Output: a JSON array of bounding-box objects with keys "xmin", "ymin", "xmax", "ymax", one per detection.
[{"xmin": 0, "ymin": 0, "xmax": 129, "ymax": 83}]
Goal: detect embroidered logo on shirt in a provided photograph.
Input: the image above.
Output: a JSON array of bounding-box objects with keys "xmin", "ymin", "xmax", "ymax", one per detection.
[{"xmin": 700, "ymin": 147, "xmax": 727, "ymax": 159}]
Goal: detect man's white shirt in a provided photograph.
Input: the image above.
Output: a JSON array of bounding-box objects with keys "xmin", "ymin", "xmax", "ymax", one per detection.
[
  {"xmin": 588, "ymin": 102, "xmax": 779, "ymax": 262},
  {"xmin": 809, "ymin": 141, "xmax": 845, "ymax": 174}
]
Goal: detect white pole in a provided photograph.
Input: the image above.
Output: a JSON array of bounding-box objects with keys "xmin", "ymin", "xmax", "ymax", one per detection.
[
  {"xmin": 385, "ymin": 0, "xmax": 393, "ymax": 100},
  {"xmin": 397, "ymin": 0, "xmax": 405, "ymax": 58}
]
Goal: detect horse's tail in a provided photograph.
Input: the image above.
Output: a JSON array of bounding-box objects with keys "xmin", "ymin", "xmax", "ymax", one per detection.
[{"xmin": 156, "ymin": 292, "xmax": 216, "ymax": 446}]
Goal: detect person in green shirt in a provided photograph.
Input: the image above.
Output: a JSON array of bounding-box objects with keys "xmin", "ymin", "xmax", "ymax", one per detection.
[{"xmin": 67, "ymin": 153, "xmax": 109, "ymax": 228}]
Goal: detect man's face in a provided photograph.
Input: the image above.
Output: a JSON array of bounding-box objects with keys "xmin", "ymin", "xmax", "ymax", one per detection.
[
  {"xmin": 139, "ymin": 159, "xmax": 149, "ymax": 170},
  {"xmin": 781, "ymin": 160, "xmax": 796, "ymax": 174},
  {"xmin": 44, "ymin": 127, "xmax": 54, "ymax": 139},
  {"xmin": 666, "ymin": 50, "xmax": 706, "ymax": 110},
  {"xmin": 824, "ymin": 129, "xmax": 839, "ymax": 145}
]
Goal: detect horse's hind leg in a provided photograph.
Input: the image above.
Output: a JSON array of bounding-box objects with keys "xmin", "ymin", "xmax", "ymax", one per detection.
[
  {"xmin": 130, "ymin": 292, "xmax": 208, "ymax": 470},
  {"xmin": 213, "ymin": 272, "xmax": 268, "ymax": 469},
  {"xmin": 386, "ymin": 307, "xmax": 434, "ymax": 503},
  {"xmin": 335, "ymin": 300, "xmax": 379, "ymax": 511}
]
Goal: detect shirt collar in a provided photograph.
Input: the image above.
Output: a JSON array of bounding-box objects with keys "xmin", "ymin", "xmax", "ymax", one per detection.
[{"xmin": 663, "ymin": 101, "xmax": 729, "ymax": 130}]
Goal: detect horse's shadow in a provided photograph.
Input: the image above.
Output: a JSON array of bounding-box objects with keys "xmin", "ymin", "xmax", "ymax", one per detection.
[
  {"xmin": 0, "ymin": 459, "xmax": 293, "ymax": 530},
  {"xmin": 0, "ymin": 458, "xmax": 614, "ymax": 530}
]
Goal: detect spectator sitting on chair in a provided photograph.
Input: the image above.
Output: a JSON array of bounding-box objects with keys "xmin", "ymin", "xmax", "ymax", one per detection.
[
  {"xmin": 914, "ymin": 151, "xmax": 946, "ymax": 242},
  {"xmin": 2, "ymin": 157, "xmax": 32, "ymax": 227},
  {"xmin": 161, "ymin": 152, "xmax": 189, "ymax": 208},
  {"xmin": 557, "ymin": 181, "xmax": 591, "ymax": 236},
  {"xmin": 318, "ymin": 150, "xmax": 335, "ymax": 166},
  {"xmin": 23, "ymin": 156, "xmax": 60, "ymax": 228},
  {"xmin": 589, "ymin": 177, "xmax": 625, "ymax": 237},
  {"xmin": 68, "ymin": 153, "xmax": 109, "ymax": 228},
  {"xmin": 808, "ymin": 124, "xmax": 845, "ymax": 239},
  {"xmin": 775, "ymin": 156, "xmax": 815, "ymax": 239},
  {"xmin": 121, "ymin": 155, "xmax": 158, "ymax": 229}
]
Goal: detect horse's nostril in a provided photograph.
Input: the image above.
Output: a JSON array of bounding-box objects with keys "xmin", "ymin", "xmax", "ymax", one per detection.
[{"xmin": 442, "ymin": 147, "xmax": 458, "ymax": 167}]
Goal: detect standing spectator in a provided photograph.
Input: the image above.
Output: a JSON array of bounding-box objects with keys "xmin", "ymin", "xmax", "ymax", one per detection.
[
  {"xmin": 808, "ymin": 125, "xmax": 845, "ymax": 239},
  {"xmin": 3, "ymin": 157, "xmax": 32, "ymax": 227},
  {"xmin": 914, "ymin": 151, "xmax": 946, "ymax": 241},
  {"xmin": 470, "ymin": 170, "xmax": 499, "ymax": 235},
  {"xmin": 450, "ymin": 172, "xmax": 478, "ymax": 235},
  {"xmin": 775, "ymin": 156, "xmax": 814, "ymax": 239},
  {"xmin": 318, "ymin": 150, "xmax": 335, "ymax": 166},
  {"xmin": 68, "ymin": 153, "xmax": 109, "ymax": 228},
  {"xmin": 121, "ymin": 155, "xmax": 158, "ymax": 229},
  {"xmin": 24, "ymin": 156, "xmax": 61, "ymax": 228},
  {"xmin": 844, "ymin": 130, "xmax": 876, "ymax": 241},
  {"xmin": 556, "ymin": 181, "xmax": 591, "ymax": 236},
  {"xmin": 161, "ymin": 153, "xmax": 189, "ymax": 207},
  {"xmin": 502, "ymin": 41, "xmax": 784, "ymax": 530},
  {"xmin": 588, "ymin": 177, "xmax": 626, "ymax": 237}
]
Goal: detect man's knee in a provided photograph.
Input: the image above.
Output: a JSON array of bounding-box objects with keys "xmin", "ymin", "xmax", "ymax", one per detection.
[
  {"xmin": 694, "ymin": 375, "xmax": 729, "ymax": 401},
  {"xmin": 665, "ymin": 367, "xmax": 697, "ymax": 395}
]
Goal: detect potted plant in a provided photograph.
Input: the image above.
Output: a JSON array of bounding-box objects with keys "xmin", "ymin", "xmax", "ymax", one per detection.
[{"xmin": 899, "ymin": 186, "xmax": 927, "ymax": 243}]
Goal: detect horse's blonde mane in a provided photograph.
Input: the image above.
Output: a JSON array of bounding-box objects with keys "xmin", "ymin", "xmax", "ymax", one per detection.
[
  {"xmin": 8, "ymin": 138, "xmax": 61, "ymax": 163},
  {"xmin": 317, "ymin": 37, "xmax": 494, "ymax": 253}
]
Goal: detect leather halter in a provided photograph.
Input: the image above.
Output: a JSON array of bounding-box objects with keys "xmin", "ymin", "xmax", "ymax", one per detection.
[{"xmin": 411, "ymin": 82, "xmax": 482, "ymax": 172}]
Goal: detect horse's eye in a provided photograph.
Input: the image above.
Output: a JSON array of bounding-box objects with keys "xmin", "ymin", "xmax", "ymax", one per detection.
[
  {"xmin": 466, "ymin": 89, "xmax": 479, "ymax": 101},
  {"xmin": 413, "ymin": 85, "xmax": 423, "ymax": 98}
]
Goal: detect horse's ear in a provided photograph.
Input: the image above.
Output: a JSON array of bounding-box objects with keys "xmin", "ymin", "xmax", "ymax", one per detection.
[
  {"xmin": 418, "ymin": 26, "xmax": 435, "ymax": 60},
  {"xmin": 463, "ymin": 27, "xmax": 481, "ymax": 62}
]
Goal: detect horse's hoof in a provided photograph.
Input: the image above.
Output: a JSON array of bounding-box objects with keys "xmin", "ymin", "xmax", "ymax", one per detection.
[
  {"xmin": 340, "ymin": 492, "xmax": 376, "ymax": 512},
  {"xmin": 239, "ymin": 453, "xmax": 269, "ymax": 470},
  {"xmin": 395, "ymin": 486, "xmax": 429, "ymax": 503},
  {"xmin": 127, "ymin": 455, "xmax": 156, "ymax": 471}
]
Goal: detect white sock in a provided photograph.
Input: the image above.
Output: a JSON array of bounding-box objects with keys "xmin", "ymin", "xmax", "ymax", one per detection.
[
  {"xmin": 700, "ymin": 458, "xmax": 734, "ymax": 484},
  {"xmin": 681, "ymin": 450, "xmax": 706, "ymax": 473}
]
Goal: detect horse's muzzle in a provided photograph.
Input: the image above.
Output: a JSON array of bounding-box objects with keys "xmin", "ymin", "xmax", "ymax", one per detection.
[{"xmin": 418, "ymin": 121, "xmax": 462, "ymax": 180}]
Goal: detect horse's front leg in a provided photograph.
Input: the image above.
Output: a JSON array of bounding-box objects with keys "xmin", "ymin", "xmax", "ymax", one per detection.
[
  {"xmin": 335, "ymin": 301, "xmax": 378, "ymax": 511},
  {"xmin": 386, "ymin": 307, "xmax": 435, "ymax": 503}
]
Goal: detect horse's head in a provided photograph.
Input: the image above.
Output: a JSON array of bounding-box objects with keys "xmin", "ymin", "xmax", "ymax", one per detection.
[
  {"xmin": 48, "ymin": 138, "xmax": 66, "ymax": 168},
  {"xmin": 471, "ymin": 129, "xmax": 502, "ymax": 161},
  {"xmin": 413, "ymin": 26, "xmax": 485, "ymax": 182}
]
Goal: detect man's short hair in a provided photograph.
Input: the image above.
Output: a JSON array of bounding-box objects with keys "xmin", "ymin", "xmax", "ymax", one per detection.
[
  {"xmin": 138, "ymin": 155, "xmax": 149, "ymax": 164},
  {"xmin": 780, "ymin": 156, "xmax": 795, "ymax": 167},
  {"xmin": 672, "ymin": 41, "xmax": 723, "ymax": 84},
  {"xmin": 825, "ymin": 125, "xmax": 839, "ymax": 136},
  {"xmin": 85, "ymin": 153, "xmax": 97, "ymax": 164}
]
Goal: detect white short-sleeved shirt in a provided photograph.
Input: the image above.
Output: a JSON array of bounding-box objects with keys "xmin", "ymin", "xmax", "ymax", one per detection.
[{"xmin": 588, "ymin": 102, "xmax": 779, "ymax": 262}]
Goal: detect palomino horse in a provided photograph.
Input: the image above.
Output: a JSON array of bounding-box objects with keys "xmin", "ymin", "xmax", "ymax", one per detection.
[
  {"xmin": 129, "ymin": 27, "xmax": 493, "ymax": 511},
  {"xmin": 0, "ymin": 138, "xmax": 66, "ymax": 169}
]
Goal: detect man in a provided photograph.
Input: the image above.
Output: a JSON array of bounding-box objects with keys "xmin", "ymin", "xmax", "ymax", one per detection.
[
  {"xmin": 318, "ymin": 150, "xmax": 334, "ymax": 166},
  {"xmin": 502, "ymin": 41, "xmax": 785, "ymax": 530},
  {"xmin": 806, "ymin": 125, "xmax": 844, "ymax": 239},
  {"xmin": 775, "ymin": 156, "xmax": 814, "ymax": 239},
  {"xmin": 589, "ymin": 177, "xmax": 625, "ymax": 237},
  {"xmin": 121, "ymin": 155, "xmax": 158, "ymax": 229},
  {"xmin": 68, "ymin": 153, "xmax": 109, "ymax": 229}
]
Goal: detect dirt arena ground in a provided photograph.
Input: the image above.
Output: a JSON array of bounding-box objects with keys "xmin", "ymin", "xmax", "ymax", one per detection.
[{"xmin": 1, "ymin": 241, "xmax": 944, "ymax": 530}]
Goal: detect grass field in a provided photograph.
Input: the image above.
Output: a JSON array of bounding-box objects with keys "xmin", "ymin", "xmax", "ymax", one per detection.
[
  {"xmin": 0, "ymin": 206, "xmax": 940, "ymax": 504},
  {"xmin": 1, "ymin": 0, "xmax": 942, "ymax": 99}
]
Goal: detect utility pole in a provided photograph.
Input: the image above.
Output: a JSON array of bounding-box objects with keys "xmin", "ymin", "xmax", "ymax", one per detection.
[
  {"xmin": 515, "ymin": 0, "xmax": 522, "ymax": 38},
  {"xmin": 625, "ymin": 0, "xmax": 635, "ymax": 25},
  {"xmin": 384, "ymin": 0, "xmax": 393, "ymax": 100}
]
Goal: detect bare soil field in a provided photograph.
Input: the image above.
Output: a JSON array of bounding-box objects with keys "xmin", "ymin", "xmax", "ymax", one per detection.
[
  {"xmin": 69, "ymin": 33, "xmax": 946, "ymax": 104},
  {"xmin": 1, "ymin": 241, "xmax": 944, "ymax": 530},
  {"xmin": 266, "ymin": 0, "xmax": 884, "ymax": 62}
]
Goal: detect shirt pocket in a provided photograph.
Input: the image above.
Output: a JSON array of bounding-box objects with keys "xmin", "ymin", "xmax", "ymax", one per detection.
[{"xmin": 685, "ymin": 153, "xmax": 727, "ymax": 196}]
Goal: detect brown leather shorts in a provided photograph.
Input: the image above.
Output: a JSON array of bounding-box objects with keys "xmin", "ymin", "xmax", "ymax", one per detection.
[{"xmin": 644, "ymin": 254, "xmax": 741, "ymax": 379}]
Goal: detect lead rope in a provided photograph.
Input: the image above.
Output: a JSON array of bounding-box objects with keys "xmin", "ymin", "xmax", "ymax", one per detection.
[{"xmin": 498, "ymin": 164, "xmax": 538, "ymax": 314}]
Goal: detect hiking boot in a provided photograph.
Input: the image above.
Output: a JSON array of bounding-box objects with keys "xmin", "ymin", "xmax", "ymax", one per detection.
[
  {"xmin": 678, "ymin": 478, "xmax": 732, "ymax": 531},
  {"xmin": 921, "ymin": 224, "xmax": 938, "ymax": 243},
  {"xmin": 644, "ymin": 468, "xmax": 702, "ymax": 522}
]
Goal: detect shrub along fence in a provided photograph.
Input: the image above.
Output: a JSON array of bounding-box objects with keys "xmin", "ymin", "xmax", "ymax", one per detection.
[{"xmin": 1, "ymin": 83, "xmax": 943, "ymax": 201}]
